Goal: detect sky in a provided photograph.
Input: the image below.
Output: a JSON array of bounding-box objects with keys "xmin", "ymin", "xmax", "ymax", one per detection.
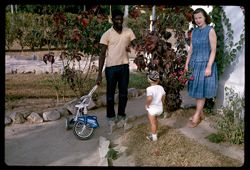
[{"xmin": 191, "ymin": 5, "xmax": 213, "ymax": 13}]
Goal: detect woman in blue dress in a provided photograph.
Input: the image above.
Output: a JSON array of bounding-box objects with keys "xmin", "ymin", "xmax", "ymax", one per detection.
[{"xmin": 184, "ymin": 8, "xmax": 218, "ymax": 128}]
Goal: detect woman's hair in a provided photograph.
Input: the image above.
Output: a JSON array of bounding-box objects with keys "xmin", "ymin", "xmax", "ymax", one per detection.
[{"xmin": 192, "ymin": 8, "xmax": 211, "ymax": 25}]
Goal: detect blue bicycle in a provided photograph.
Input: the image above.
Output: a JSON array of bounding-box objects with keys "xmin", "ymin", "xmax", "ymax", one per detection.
[{"xmin": 66, "ymin": 85, "xmax": 99, "ymax": 140}]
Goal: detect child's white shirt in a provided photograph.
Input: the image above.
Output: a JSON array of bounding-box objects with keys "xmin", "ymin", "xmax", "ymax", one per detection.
[{"xmin": 146, "ymin": 84, "xmax": 166, "ymax": 115}]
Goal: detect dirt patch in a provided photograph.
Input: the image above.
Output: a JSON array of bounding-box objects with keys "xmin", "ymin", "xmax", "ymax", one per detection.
[{"xmin": 120, "ymin": 123, "xmax": 242, "ymax": 167}]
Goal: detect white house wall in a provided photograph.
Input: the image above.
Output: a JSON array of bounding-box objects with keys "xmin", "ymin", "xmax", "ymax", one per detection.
[{"xmin": 216, "ymin": 6, "xmax": 245, "ymax": 109}]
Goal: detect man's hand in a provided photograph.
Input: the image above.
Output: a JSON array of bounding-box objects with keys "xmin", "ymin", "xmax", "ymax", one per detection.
[
  {"xmin": 126, "ymin": 46, "xmax": 131, "ymax": 53},
  {"xmin": 96, "ymin": 75, "xmax": 102, "ymax": 85}
]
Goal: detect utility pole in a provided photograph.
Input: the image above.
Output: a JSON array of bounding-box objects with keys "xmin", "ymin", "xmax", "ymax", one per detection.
[
  {"xmin": 124, "ymin": 5, "xmax": 129, "ymax": 17},
  {"xmin": 15, "ymin": 4, "xmax": 17, "ymax": 13},
  {"xmin": 150, "ymin": 5, "xmax": 156, "ymax": 32},
  {"xmin": 10, "ymin": 5, "xmax": 14, "ymax": 14},
  {"xmin": 147, "ymin": 5, "xmax": 156, "ymax": 64},
  {"xmin": 123, "ymin": 5, "xmax": 129, "ymax": 27},
  {"xmin": 108, "ymin": 5, "xmax": 112, "ymax": 23}
]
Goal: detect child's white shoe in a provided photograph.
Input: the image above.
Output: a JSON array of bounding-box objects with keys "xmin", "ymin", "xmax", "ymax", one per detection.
[{"xmin": 146, "ymin": 134, "xmax": 157, "ymax": 141}]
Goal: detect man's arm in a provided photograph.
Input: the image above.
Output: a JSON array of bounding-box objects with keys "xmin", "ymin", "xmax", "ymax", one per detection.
[
  {"xmin": 126, "ymin": 39, "xmax": 136, "ymax": 52},
  {"xmin": 96, "ymin": 43, "xmax": 107, "ymax": 85},
  {"xmin": 130, "ymin": 39, "xmax": 136, "ymax": 48}
]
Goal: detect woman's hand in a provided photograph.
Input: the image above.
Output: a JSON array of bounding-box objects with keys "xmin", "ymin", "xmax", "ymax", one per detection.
[{"xmin": 205, "ymin": 67, "xmax": 212, "ymax": 77}]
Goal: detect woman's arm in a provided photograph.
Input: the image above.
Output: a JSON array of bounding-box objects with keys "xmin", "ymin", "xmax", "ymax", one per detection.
[{"xmin": 205, "ymin": 28, "xmax": 217, "ymax": 77}]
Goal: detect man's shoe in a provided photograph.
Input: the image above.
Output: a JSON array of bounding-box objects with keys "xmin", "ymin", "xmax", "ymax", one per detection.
[
  {"xmin": 116, "ymin": 115, "xmax": 127, "ymax": 128},
  {"xmin": 116, "ymin": 115, "xmax": 127, "ymax": 129},
  {"xmin": 117, "ymin": 115, "xmax": 127, "ymax": 121},
  {"xmin": 116, "ymin": 119, "xmax": 125, "ymax": 128},
  {"xmin": 108, "ymin": 120, "xmax": 116, "ymax": 134},
  {"xmin": 107, "ymin": 117, "xmax": 116, "ymax": 134}
]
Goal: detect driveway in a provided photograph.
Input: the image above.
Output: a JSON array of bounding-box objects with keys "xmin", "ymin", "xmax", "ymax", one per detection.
[{"xmin": 4, "ymin": 95, "xmax": 147, "ymax": 166}]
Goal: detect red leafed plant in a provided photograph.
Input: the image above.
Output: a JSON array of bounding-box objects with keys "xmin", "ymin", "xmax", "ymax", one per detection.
[
  {"xmin": 134, "ymin": 29, "xmax": 193, "ymax": 112},
  {"xmin": 132, "ymin": 6, "xmax": 193, "ymax": 112},
  {"xmin": 40, "ymin": 6, "xmax": 112, "ymax": 97}
]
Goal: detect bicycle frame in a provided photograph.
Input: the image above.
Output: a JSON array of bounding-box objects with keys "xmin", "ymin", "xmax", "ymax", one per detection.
[{"xmin": 73, "ymin": 85, "xmax": 99, "ymax": 128}]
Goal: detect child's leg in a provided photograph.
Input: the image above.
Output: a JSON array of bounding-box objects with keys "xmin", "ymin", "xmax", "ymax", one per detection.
[
  {"xmin": 147, "ymin": 113, "xmax": 158, "ymax": 141},
  {"xmin": 148, "ymin": 113, "xmax": 157, "ymax": 134}
]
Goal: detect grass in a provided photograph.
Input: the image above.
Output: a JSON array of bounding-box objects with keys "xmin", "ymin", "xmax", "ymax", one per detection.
[
  {"xmin": 5, "ymin": 74, "xmax": 75, "ymax": 101},
  {"xmin": 206, "ymin": 133, "xmax": 224, "ymax": 143},
  {"xmin": 121, "ymin": 123, "xmax": 242, "ymax": 167},
  {"xmin": 5, "ymin": 71, "xmax": 149, "ymax": 102},
  {"xmin": 5, "ymin": 71, "xmax": 149, "ymax": 116},
  {"xmin": 129, "ymin": 72, "xmax": 149, "ymax": 89}
]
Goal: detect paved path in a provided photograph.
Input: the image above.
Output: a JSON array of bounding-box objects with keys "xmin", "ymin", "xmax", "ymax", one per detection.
[{"xmin": 4, "ymin": 95, "xmax": 147, "ymax": 166}]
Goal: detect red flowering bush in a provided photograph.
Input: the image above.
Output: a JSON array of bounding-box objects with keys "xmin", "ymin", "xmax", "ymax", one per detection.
[
  {"xmin": 134, "ymin": 30, "xmax": 193, "ymax": 111},
  {"xmin": 160, "ymin": 49, "xmax": 194, "ymax": 112},
  {"xmin": 41, "ymin": 7, "xmax": 112, "ymax": 97},
  {"xmin": 167, "ymin": 69, "xmax": 194, "ymax": 91},
  {"xmin": 132, "ymin": 6, "xmax": 194, "ymax": 112}
]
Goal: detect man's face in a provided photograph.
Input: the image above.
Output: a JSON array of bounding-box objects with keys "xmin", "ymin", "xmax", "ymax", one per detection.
[{"xmin": 112, "ymin": 15, "xmax": 123, "ymax": 31}]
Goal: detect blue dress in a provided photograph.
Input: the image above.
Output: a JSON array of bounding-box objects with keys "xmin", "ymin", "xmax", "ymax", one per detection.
[{"xmin": 188, "ymin": 25, "xmax": 218, "ymax": 99}]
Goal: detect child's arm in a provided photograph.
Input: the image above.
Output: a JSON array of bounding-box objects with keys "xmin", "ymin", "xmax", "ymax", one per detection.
[{"xmin": 145, "ymin": 96, "xmax": 153, "ymax": 109}]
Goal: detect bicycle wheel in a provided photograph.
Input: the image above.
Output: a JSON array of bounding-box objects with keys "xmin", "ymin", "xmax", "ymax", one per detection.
[
  {"xmin": 65, "ymin": 117, "xmax": 75, "ymax": 130},
  {"xmin": 73, "ymin": 120, "xmax": 95, "ymax": 140}
]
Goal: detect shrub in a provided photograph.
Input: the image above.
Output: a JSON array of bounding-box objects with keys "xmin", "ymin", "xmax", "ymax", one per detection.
[
  {"xmin": 105, "ymin": 148, "xmax": 118, "ymax": 160},
  {"xmin": 215, "ymin": 87, "xmax": 244, "ymax": 145},
  {"xmin": 206, "ymin": 133, "xmax": 224, "ymax": 143}
]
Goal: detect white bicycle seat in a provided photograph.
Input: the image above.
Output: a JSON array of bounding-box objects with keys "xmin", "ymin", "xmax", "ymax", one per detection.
[{"xmin": 75, "ymin": 103, "xmax": 88, "ymax": 108}]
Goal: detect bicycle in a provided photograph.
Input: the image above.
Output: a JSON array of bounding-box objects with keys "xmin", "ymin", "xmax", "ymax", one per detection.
[{"xmin": 65, "ymin": 85, "xmax": 99, "ymax": 140}]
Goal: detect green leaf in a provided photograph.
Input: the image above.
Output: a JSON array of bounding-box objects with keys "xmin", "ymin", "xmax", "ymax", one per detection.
[
  {"xmin": 231, "ymin": 49, "xmax": 237, "ymax": 54},
  {"xmin": 105, "ymin": 148, "xmax": 118, "ymax": 160},
  {"xmin": 237, "ymin": 46, "xmax": 242, "ymax": 51},
  {"xmin": 239, "ymin": 39, "xmax": 244, "ymax": 45}
]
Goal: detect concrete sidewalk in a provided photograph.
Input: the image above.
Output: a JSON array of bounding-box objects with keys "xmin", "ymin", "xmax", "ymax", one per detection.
[{"xmin": 4, "ymin": 94, "xmax": 147, "ymax": 166}]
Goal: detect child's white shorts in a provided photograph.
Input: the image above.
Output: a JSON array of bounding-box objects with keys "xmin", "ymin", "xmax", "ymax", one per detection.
[{"xmin": 146, "ymin": 105, "xmax": 163, "ymax": 116}]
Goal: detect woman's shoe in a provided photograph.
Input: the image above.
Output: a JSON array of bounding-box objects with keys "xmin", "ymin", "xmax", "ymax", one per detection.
[
  {"xmin": 187, "ymin": 118, "xmax": 202, "ymax": 128},
  {"xmin": 189, "ymin": 114, "xmax": 205, "ymax": 121},
  {"xmin": 200, "ymin": 114, "xmax": 205, "ymax": 120}
]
